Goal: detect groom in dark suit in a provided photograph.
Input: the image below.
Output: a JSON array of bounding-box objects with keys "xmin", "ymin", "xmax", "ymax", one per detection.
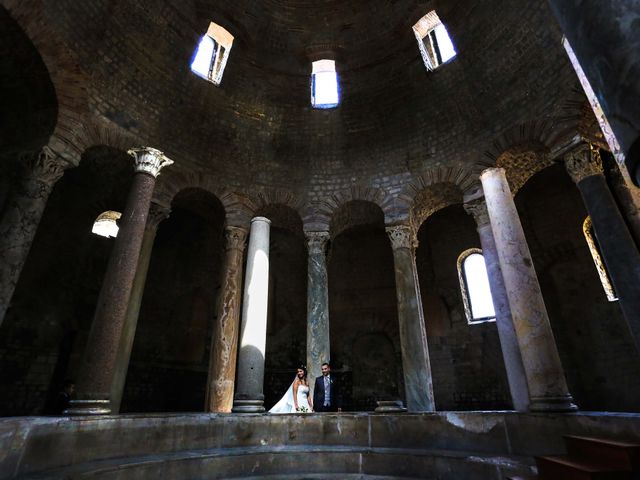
[{"xmin": 313, "ymin": 362, "xmax": 341, "ymax": 412}]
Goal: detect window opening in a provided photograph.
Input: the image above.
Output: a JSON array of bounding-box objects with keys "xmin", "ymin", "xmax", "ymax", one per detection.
[
  {"xmin": 457, "ymin": 249, "xmax": 496, "ymax": 324},
  {"xmin": 583, "ymin": 217, "xmax": 618, "ymax": 302},
  {"xmin": 311, "ymin": 59, "xmax": 339, "ymax": 109},
  {"xmin": 92, "ymin": 211, "xmax": 121, "ymax": 238},
  {"xmin": 413, "ymin": 11, "xmax": 457, "ymax": 71},
  {"xmin": 191, "ymin": 22, "xmax": 234, "ymax": 85}
]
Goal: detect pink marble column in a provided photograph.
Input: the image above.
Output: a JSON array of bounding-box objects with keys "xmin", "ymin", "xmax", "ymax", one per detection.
[
  {"xmin": 464, "ymin": 199, "xmax": 530, "ymax": 411},
  {"xmin": 66, "ymin": 147, "xmax": 173, "ymax": 415},
  {"xmin": 206, "ymin": 225, "xmax": 248, "ymax": 413},
  {"xmin": 480, "ymin": 167, "xmax": 577, "ymax": 412},
  {"xmin": 0, "ymin": 147, "xmax": 74, "ymax": 326},
  {"xmin": 109, "ymin": 202, "xmax": 171, "ymax": 413},
  {"xmin": 386, "ymin": 225, "xmax": 435, "ymax": 412}
]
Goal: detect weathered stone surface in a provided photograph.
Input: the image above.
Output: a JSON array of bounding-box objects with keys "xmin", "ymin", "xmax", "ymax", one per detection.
[
  {"xmin": 305, "ymin": 231, "xmax": 330, "ymax": 393},
  {"xmin": 206, "ymin": 226, "xmax": 248, "ymax": 413},
  {"xmin": 480, "ymin": 168, "xmax": 576, "ymax": 412},
  {"xmin": 386, "ymin": 225, "xmax": 435, "ymax": 412}
]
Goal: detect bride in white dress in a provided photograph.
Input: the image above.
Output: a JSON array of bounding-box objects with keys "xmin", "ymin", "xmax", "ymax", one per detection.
[{"xmin": 269, "ymin": 366, "xmax": 314, "ymax": 413}]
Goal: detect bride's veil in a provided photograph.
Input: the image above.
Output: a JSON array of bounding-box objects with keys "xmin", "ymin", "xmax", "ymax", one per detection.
[{"xmin": 268, "ymin": 376, "xmax": 297, "ymax": 414}]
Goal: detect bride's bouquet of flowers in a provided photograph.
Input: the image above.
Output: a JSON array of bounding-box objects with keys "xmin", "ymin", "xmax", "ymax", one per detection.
[{"xmin": 296, "ymin": 406, "xmax": 309, "ymax": 412}]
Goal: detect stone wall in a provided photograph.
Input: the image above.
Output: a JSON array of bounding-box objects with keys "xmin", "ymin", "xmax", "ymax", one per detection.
[{"xmin": 416, "ymin": 204, "xmax": 511, "ymax": 411}]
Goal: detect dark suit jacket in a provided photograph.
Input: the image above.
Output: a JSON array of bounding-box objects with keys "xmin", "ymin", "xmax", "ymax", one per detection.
[{"xmin": 313, "ymin": 375, "xmax": 340, "ymax": 412}]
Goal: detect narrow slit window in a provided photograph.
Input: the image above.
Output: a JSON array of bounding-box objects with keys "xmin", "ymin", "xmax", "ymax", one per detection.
[
  {"xmin": 413, "ymin": 11, "xmax": 457, "ymax": 71},
  {"xmin": 458, "ymin": 249, "xmax": 496, "ymax": 324},
  {"xmin": 311, "ymin": 59, "xmax": 339, "ymax": 109},
  {"xmin": 191, "ymin": 22, "xmax": 234, "ymax": 85},
  {"xmin": 583, "ymin": 217, "xmax": 618, "ymax": 302}
]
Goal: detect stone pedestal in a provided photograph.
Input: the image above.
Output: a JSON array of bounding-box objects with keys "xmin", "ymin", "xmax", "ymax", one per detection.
[
  {"xmin": 0, "ymin": 147, "xmax": 74, "ymax": 326},
  {"xmin": 66, "ymin": 147, "xmax": 173, "ymax": 415},
  {"xmin": 206, "ymin": 226, "xmax": 248, "ymax": 413},
  {"xmin": 306, "ymin": 231, "xmax": 331, "ymax": 395},
  {"xmin": 109, "ymin": 203, "xmax": 170, "ymax": 414},
  {"xmin": 480, "ymin": 167, "xmax": 577, "ymax": 412},
  {"xmin": 565, "ymin": 145, "xmax": 640, "ymax": 353},
  {"xmin": 548, "ymin": 0, "xmax": 640, "ymax": 183},
  {"xmin": 233, "ymin": 217, "xmax": 271, "ymax": 413},
  {"xmin": 465, "ymin": 200, "xmax": 530, "ymax": 412},
  {"xmin": 386, "ymin": 225, "xmax": 435, "ymax": 412}
]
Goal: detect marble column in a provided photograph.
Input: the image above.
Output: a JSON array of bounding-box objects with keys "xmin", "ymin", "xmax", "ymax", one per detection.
[
  {"xmin": 305, "ymin": 231, "xmax": 330, "ymax": 395},
  {"xmin": 0, "ymin": 147, "xmax": 74, "ymax": 326},
  {"xmin": 480, "ymin": 167, "xmax": 577, "ymax": 412},
  {"xmin": 205, "ymin": 226, "xmax": 248, "ymax": 413},
  {"xmin": 464, "ymin": 200, "xmax": 530, "ymax": 412},
  {"xmin": 109, "ymin": 202, "xmax": 171, "ymax": 414},
  {"xmin": 547, "ymin": 0, "xmax": 640, "ymax": 183},
  {"xmin": 232, "ymin": 217, "xmax": 271, "ymax": 413},
  {"xmin": 386, "ymin": 225, "xmax": 435, "ymax": 412},
  {"xmin": 565, "ymin": 145, "xmax": 640, "ymax": 353},
  {"xmin": 66, "ymin": 147, "xmax": 173, "ymax": 415}
]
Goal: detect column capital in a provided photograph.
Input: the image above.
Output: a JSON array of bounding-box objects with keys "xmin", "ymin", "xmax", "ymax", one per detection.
[
  {"xmin": 464, "ymin": 199, "xmax": 490, "ymax": 227},
  {"xmin": 306, "ymin": 231, "xmax": 330, "ymax": 255},
  {"xmin": 146, "ymin": 203, "xmax": 171, "ymax": 230},
  {"xmin": 27, "ymin": 146, "xmax": 74, "ymax": 187},
  {"xmin": 385, "ymin": 225, "xmax": 418, "ymax": 250},
  {"xmin": 224, "ymin": 226, "xmax": 249, "ymax": 251},
  {"xmin": 564, "ymin": 144, "xmax": 603, "ymax": 184},
  {"xmin": 127, "ymin": 147, "xmax": 174, "ymax": 178}
]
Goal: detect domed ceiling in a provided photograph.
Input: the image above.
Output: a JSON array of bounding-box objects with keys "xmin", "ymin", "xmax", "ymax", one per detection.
[{"xmin": 3, "ymin": 0, "xmax": 582, "ymax": 193}]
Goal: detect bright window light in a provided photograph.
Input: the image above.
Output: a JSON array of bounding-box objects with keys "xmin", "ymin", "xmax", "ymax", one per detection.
[
  {"xmin": 190, "ymin": 22, "xmax": 234, "ymax": 85},
  {"xmin": 458, "ymin": 250, "xmax": 496, "ymax": 324},
  {"xmin": 413, "ymin": 11, "xmax": 457, "ymax": 71},
  {"xmin": 311, "ymin": 59, "xmax": 339, "ymax": 109},
  {"xmin": 92, "ymin": 211, "xmax": 121, "ymax": 238}
]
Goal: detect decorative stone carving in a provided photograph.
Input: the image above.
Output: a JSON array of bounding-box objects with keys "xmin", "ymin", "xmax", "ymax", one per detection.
[
  {"xmin": 386, "ymin": 225, "xmax": 417, "ymax": 250},
  {"xmin": 225, "ymin": 226, "xmax": 249, "ymax": 251},
  {"xmin": 128, "ymin": 147, "xmax": 174, "ymax": 178},
  {"xmin": 564, "ymin": 144, "xmax": 604, "ymax": 184},
  {"xmin": 146, "ymin": 203, "xmax": 171, "ymax": 230},
  {"xmin": 29, "ymin": 146, "xmax": 73, "ymax": 188},
  {"xmin": 463, "ymin": 200, "xmax": 490, "ymax": 227},
  {"xmin": 306, "ymin": 231, "xmax": 330, "ymax": 254}
]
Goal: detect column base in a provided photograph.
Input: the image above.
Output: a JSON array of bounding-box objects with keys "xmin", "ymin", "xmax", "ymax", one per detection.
[
  {"xmin": 375, "ymin": 400, "xmax": 408, "ymax": 413},
  {"xmin": 529, "ymin": 395, "xmax": 578, "ymax": 413},
  {"xmin": 232, "ymin": 398, "xmax": 265, "ymax": 413},
  {"xmin": 64, "ymin": 399, "xmax": 112, "ymax": 416}
]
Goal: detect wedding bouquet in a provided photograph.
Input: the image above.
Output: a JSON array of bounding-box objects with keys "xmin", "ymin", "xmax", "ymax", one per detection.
[{"xmin": 296, "ymin": 406, "xmax": 309, "ymax": 412}]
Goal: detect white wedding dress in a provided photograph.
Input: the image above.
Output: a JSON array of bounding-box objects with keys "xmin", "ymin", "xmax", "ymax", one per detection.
[{"xmin": 269, "ymin": 382, "xmax": 312, "ymax": 413}]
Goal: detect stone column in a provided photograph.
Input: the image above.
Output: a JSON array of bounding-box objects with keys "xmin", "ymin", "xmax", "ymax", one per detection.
[
  {"xmin": 386, "ymin": 225, "xmax": 435, "ymax": 412},
  {"xmin": 0, "ymin": 147, "xmax": 74, "ymax": 326},
  {"xmin": 480, "ymin": 167, "xmax": 577, "ymax": 412},
  {"xmin": 109, "ymin": 202, "xmax": 171, "ymax": 414},
  {"xmin": 464, "ymin": 200, "xmax": 530, "ymax": 412},
  {"xmin": 305, "ymin": 231, "xmax": 330, "ymax": 395},
  {"xmin": 565, "ymin": 145, "xmax": 640, "ymax": 353},
  {"xmin": 66, "ymin": 147, "xmax": 173, "ymax": 415},
  {"xmin": 232, "ymin": 217, "xmax": 271, "ymax": 413},
  {"xmin": 205, "ymin": 226, "xmax": 248, "ymax": 413},
  {"xmin": 547, "ymin": 0, "xmax": 640, "ymax": 183}
]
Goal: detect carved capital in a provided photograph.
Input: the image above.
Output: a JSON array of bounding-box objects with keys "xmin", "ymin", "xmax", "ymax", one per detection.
[
  {"xmin": 306, "ymin": 231, "xmax": 330, "ymax": 255},
  {"xmin": 146, "ymin": 203, "xmax": 171, "ymax": 230},
  {"xmin": 564, "ymin": 144, "xmax": 603, "ymax": 184},
  {"xmin": 128, "ymin": 147, "xmax": 174, "ymax": 178},
  {"xmin": 385, "ymin": 225, "xmax": 417, "ymax": 250},
  {"xmin": 464, "ymin": 200, "xmax": 490, "ymax": 227},
  {"xmin": 224, "ymin": 226, "xmax": 248, "ymax": 252},
  {"xmin": 27, "ymin": 146, "xmax": 73, "ymax": 187}
]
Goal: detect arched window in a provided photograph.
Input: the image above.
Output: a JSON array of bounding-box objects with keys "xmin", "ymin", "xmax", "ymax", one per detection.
[
  {"xmin": 92, "ymin": 211, "xmax": 121, "ymax": 238},
  {"xmin": 311, "ymin": 59, "xmax": 339, "ymax": 109},
  {"xmin": 583, "ymin": 217, "xmax": 617, "ymax": 302},
  {"xmin": 457, "ymin": 248, "xmax": 496, "ymax": 324},
  {"xmin": 191, "ymin": 22, "xmax": 234, "ymax": 85}
]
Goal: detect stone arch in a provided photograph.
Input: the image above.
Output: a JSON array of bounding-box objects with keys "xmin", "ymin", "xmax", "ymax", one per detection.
[
  {"xmin": 3, "ymin": 1, "xmax": 91, "ymax": 166},
  {"xmin": 495, "ymin": 142, "xmax": 553, "ymax": 195},
  {"xmin": 329, "ymin": 200, "xmax": 386, "ymax": 240},
  {"xmin": 401, "ymin": 166, "xmax": 479, "ymax": 230},
  {"xmin": 306, "ymin": 185, "xmax": 393, "ymax": 234}
]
